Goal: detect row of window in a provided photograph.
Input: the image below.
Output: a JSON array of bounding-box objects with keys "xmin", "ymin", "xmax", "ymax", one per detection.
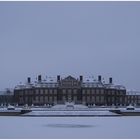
[
  {"xmin": 62, "ymin": 89, "xmax": 78, "ymax": 94},
  {"xmin": 60, "ymin": 81, "xmax": 79, "ymax": 86},
  {"xmin": 17, "ymin": 89, "xmax": 57, "ymax": 95},
  {"xmin": 82, "ymin": 96, "xmax": 104, "ymax": 102},
  {"xmin": 15, "ymin": 88, "xmax": 126, "ymax": 97},
  {"xmin": 83, "ymin": 96, "xmax": 125, "ymax": 103},
  {"xmin": 127, "ymin": 96, "xmax": 140, "ymax": 99},
  {"xmin": 20, "ymin": 96, "xmax": 57, "ymax": 103},
  {"xmin": 82, "ymin": 89, "xmax": 104, "ymax": 94},
  {"xmin": 18, "ymin": 95, "xmax": 140, "ymax": 104}
]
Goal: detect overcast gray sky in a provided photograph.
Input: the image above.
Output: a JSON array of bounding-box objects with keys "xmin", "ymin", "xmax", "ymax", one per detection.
[{"xmin": 0, "ymin": 1, "xmax": 140, "ymax": 91}]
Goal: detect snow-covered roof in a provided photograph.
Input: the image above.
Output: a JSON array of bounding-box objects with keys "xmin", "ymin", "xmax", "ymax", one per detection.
[
  {"xmin": 45, "ymin": 76, "xmax": 57, "ymax": 83},
  {"xmin": 63, "ymin": 75, "xmax": 77, "ymax": 81},
  {"xmin": 15, "ymin": 84, "xmax": 32, "ymax": 90},
  {"xmin": 0, "ymin": 91, "xmax": 5, "ymax": 95},
  {"xmin": 115, "ymin": 85, "xmax": 126, "ymax": 90},
  {"xmin": 126, "ymin": 91, "xmax": 140, "ymax": 95},
  {"xmin": 0, "ymin": 90, "xmax": 14, "ymax": 95},
  {"xmin": 82, "ymin": 77, "xmax": 126, "ymax": 89},
  {"xmin": 83, "ymin": 77, "xmax": 95, "ymax": 83},
  {"xmin": 14, "ymin": 76, "xmax": 126, "ymax": 91},
  {"xmin": 34, "ymin": 83, "xmax": 58, "ymax": 88},
  {"xmin": 82, "ymin": 76, "xmax": 104, "ymax": 88},
  {"xmin": 15, "ymin": 81, "xmax": 59, "ymax": 90},
  {"xmin": 104, "ymin": 84, "xmax": 116, "ymax": 89},
  {"xmin": 82, "ymin": 82, "xmax": 104, "ymax": 88},
  {"xmin": 105, "ymin": 84, "xmax": 126, "ymax": 90}
]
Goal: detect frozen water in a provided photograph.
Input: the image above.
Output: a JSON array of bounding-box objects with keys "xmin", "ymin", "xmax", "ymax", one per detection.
[{"xmin": 0, "ymin": 116, "xmax": 140, "ymax": 139}]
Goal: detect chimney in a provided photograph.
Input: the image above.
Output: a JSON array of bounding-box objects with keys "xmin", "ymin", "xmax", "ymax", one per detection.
[
  {"xmin": 38, "ymin": 75, "xmax": 42, "ymax": 82},
  {"xmin": 80, "ymin": 75, "xmax": 83, "ymax": 82},
  {"xmin": 109, "ymin": 77, "xmax": 113, "ymax": 84},
  {"xmin": 98, "ymin": 75, "xmax": 102, "ymax": 82},
  {"xmin": 27, "ymin": 77, "xmax": 31, "ymax": 84},
  {"xmin": 57, "ymin": 75, "xmax": 60, "ymax": 81}
]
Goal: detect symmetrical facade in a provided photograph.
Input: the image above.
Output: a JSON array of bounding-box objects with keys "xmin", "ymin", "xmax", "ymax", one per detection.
[{"xmin": 13, "ymin": 75, "xmax": 129, "ymax": 106}]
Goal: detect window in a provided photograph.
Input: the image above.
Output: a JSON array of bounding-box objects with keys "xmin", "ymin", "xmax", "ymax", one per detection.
[
  {"xmin": 63, "ymin": 96, "xmax": 66, "ymax": 101},
  {"xmin": 96, "ymin": 89, "xmax": 99, "ymax": 94},
  {"xmin": 92, "ymin": 96, "xmax": 95, "ymax": 102},
  {"xmin": 82, "ymin": 96, "xmax": 85, "ymax": 101},
  {"xmin": 36, "ymin": 96, "xmax": 39, "ymax": 101},
  {"xmin": 54, "ymin": 96, "xmax": 57, "ymax": 101},
  {"xmin": 63, "ymin": 89, "xmax": 66, "ymax": 94},
  {"xmin": 75, "ymin": 82, "xmax": 78, "ymax": 86},
  {"xmin": 20, "ymin": 90, "xmax": 23, "ymax": 95},
  {"xmin": 112, "ymin": 90, "xmax": 115, "ymax": 95},
  {"xmin": 112, "ymin": 97, "xmax": 115, "ymax": 102},
  {"xmin": 49, "ymin": 96, "xmax": 52, "ymax": 101},
  {"xmin": 87, "ymin": 96, "xmax": 90, "ymax": 101},
  {"xmin": 45, "ymin": 96, "xmax": 48, "ymax": 102},
  {"xmin": 82, "ymin": 90, "xmax": 85, "ymax": 94},
  {"xmin": 40, "ymin": 96, "xmax": 43, "ymax": 102},
  {"xmin": 73, "ymin": 96, "xmax": 77, "ymax": 101},
  {"xmin": 25, "ymin": 90, "xmax": 28, "ymax": 95},
  {"xmin": 100, "ymin": 89, "xmax": 104, "ymax": 94},
  {"xmin": 19, "ymin": 97, "xmax": 23, "ymax": 102},
  {"xmin": 49, "ymin": 89, "xmax": 52, "ymax": 94},
  {"xmin": 73, "ymin": 89, "xmax": 77, "ymax": 94},
  {"xmin": 68, "ymin": 89, "xmax": 71, "ymax": 94},
  {"xmin": 45, "ymin": 89, "xmax": 48, "ymax": 94},
  {"xmin": 120, "ymin": 97, "xmax": 123, "ymax": 102},
  {"xmin": 54, "ymin": 89, "xmax": 57, "ymax": 94},
  {"xmin": 40, "ymin": 89, "xmax": 43, "ymax": 94},
  {"xmin": 92, "ymin": 89, "xmax": 95, "ymax": 94},
  {"xmin": 36, "ymin": 89, "xmax": 39, "ymax": 94},
  {"xmin": 25, "ymin": 97, "xmax": 28, "ymax": 102},
  {"xmin": 100, "ymin": 96, "xmax": 104, "ymax": 102},
  {"xmin": 96, "ymin": 96, "xmax": 100, "ymax": 102},
  {"xmin": 87, "ymin": 90, "xmax": 90, "ymax": 94}
]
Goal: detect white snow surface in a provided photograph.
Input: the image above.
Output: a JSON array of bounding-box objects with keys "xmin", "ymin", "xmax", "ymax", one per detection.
[
  {"xmin": 0, "ymin": 116, "xmax": 140, "ymax": 139},
  {"xmin": 23, "ymin": 110, "xmax": 118, "ymax": 116},
  {"xmin": 52, "ymin": 104, "xmax": 88, "ymax": 110}
]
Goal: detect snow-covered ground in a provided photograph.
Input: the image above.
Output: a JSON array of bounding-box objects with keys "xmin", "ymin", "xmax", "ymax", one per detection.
[
  {"xmin": 23, "ymin": 110, "xmax": 119, "ymax": 116},
  {"xmin": 0, "ymin": 116, "xmax": 140, "ymax": 139}
]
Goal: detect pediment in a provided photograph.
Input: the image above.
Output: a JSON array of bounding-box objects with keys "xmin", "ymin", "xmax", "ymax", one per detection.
[
  {"xmin": 64, "ymin": 75, "xmax": 77, "ymax": 81},
  {"xmin": 60, "ymin": 75, "xmax": 80, "ymax": 88}
]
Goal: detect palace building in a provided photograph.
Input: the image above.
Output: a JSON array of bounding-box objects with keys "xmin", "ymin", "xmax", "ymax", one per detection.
[
  {"xmin": 0, "ymin": 75, "xmax": 140, "ymax": 106},
  {"xmin": 13, "ymin": 75, "xmax": 129, "ymax": 106}
]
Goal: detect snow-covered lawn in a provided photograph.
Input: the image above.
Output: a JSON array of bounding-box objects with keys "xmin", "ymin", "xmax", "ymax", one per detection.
[
  {"xmin": 23, "ymin": 110, "xmax": 119, "ymax": 116},
  {"xmin": 0, "ymin": 116, "xmax": 140, "ymax": 139}
]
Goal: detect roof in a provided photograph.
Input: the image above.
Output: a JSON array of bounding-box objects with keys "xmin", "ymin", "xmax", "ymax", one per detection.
[
  {"xmin": 126, "ymin": 91, "xmax": 140, "ymax": 95},
  {"xmin": 83, "ymin": 76, "xmax": 95, "ymax": 83},
  {"xmin": 0, "ymin": 91, "xmax": 5, "ymax": 95},
  {"xmin": 82, "ymin": 82, "xmax": 104, "ymax": 88},
  {"xmin": 0, "ymin": 90, "xmax": 14, "ymax": 95},
  {"xmin": 45, "ymin": 76, "xmax": 57, "ymax": 83},
  {"xmin": 14, "ymin": 75, "xmax": 126, "ymax": 90},
  {"xmin": 105, "ymin": 84, "xmax": 126, "ymax": 90},
  {"xmin": 63, "ymin": 75, "xmax": 77, "ymax": 81}
]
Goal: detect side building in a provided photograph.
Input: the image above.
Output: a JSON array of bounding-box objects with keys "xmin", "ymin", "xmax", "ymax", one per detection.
[
  {"xmin": 14, "ymin": 75, "xmax": 127, "ymax": 106},
  {"xmin": 0, "ymin": 89, "xmax": 14, "ymax": 106},
  {"xmin": 125, "ymin": 91, "xmax": 140, "ymax": 106}
]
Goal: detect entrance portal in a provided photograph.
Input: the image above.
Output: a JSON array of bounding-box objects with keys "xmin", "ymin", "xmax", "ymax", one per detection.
[{"xmin": 67, "ymin": 94, "xmax": 72, "ymax": 103}]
